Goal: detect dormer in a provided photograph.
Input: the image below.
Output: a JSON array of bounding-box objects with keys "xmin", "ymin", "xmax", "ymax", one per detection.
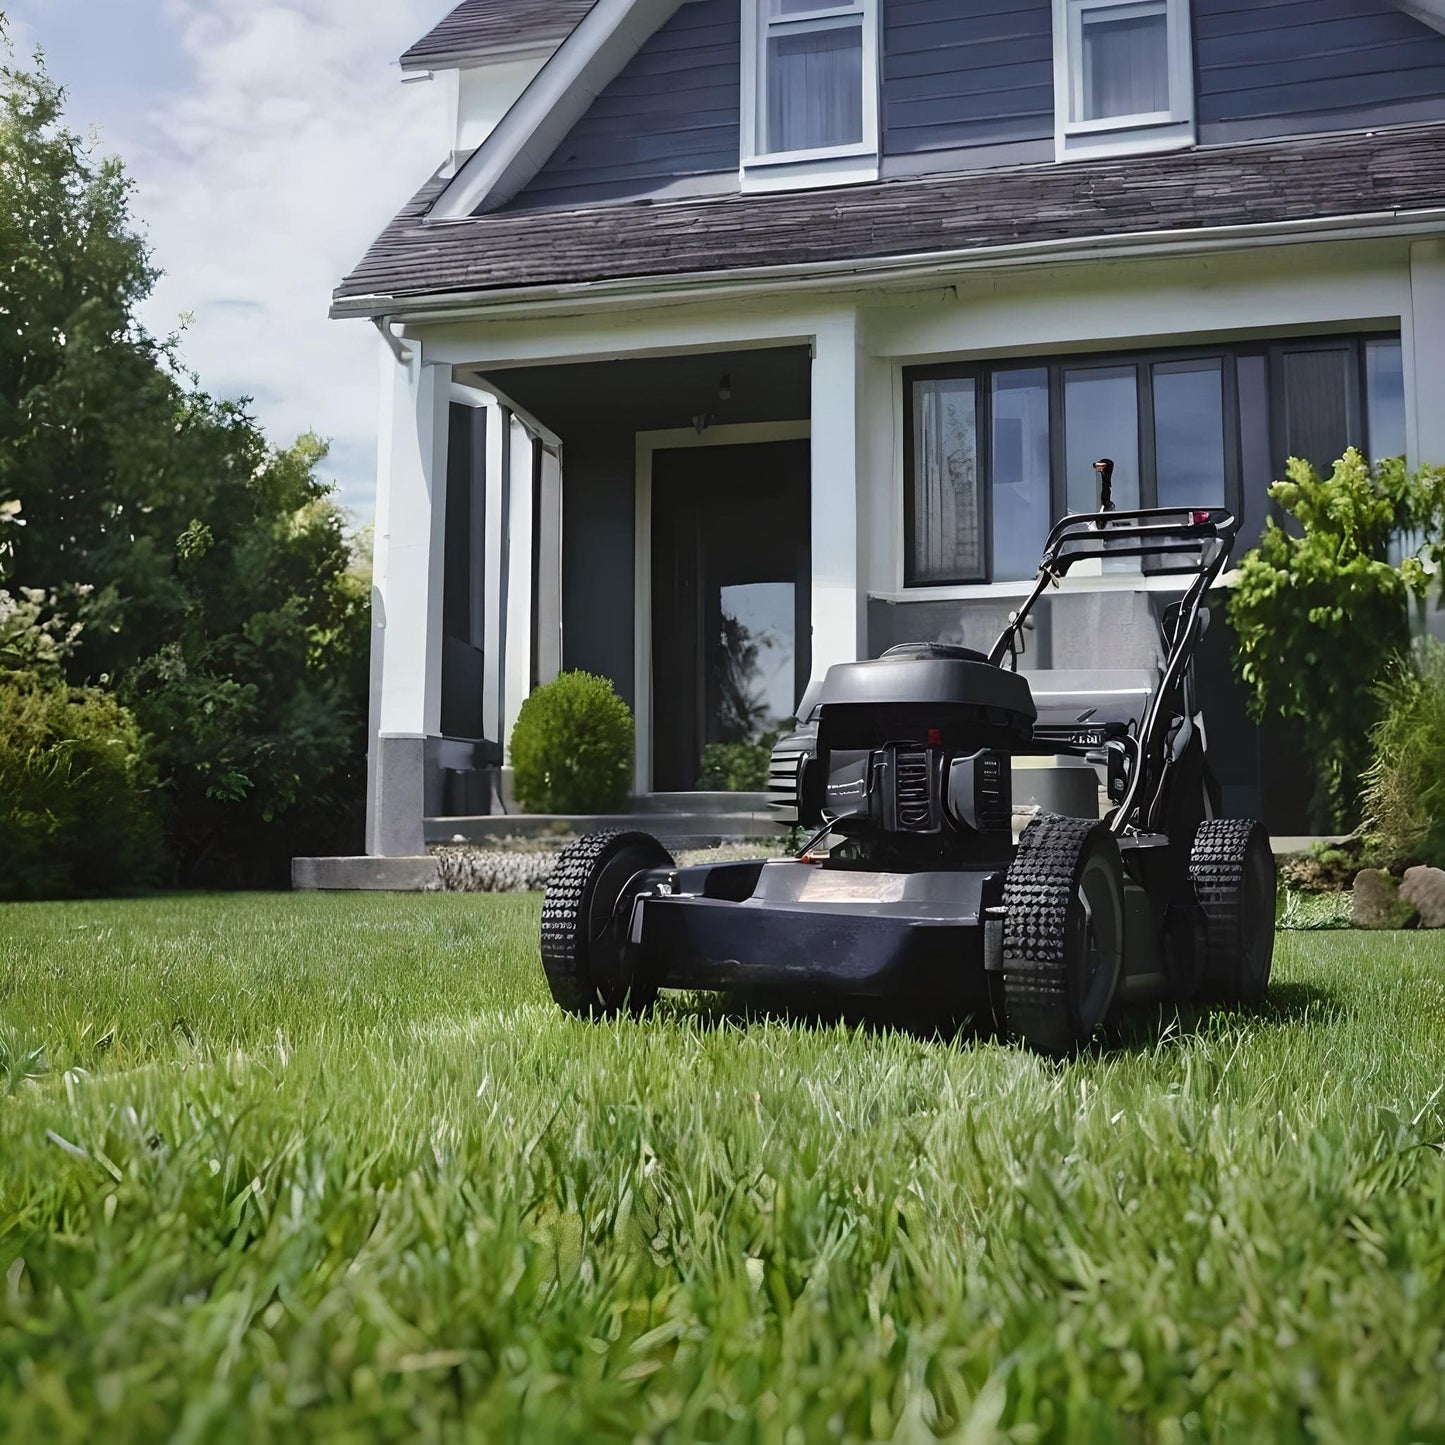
[{"xmin": 400, "ymin": 0, "xmax": 594, "ymax": 163}]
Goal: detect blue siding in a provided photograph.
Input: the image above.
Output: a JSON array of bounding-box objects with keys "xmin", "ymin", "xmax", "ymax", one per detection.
[
  {"xmin": 1196, "ymin": 0, "xmax": 1445, "ymax": 141},
  {"xmin": 511, "ymin": 0, "xmax": 739, "ymax": 211},
  {"xmin": 882, "ymin": 0, "xmax": 1054, "ymax": 159}
]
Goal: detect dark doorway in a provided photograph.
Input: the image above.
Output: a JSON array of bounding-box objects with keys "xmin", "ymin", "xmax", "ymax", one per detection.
[{"xmin": 651, "ymin": 441, "xmax": 811, "ymax": 792}]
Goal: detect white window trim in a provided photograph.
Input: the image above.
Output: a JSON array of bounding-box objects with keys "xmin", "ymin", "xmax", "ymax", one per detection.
[
  {"xmin": 740, "ymin": 0, "xmax": 881, "ymax": 193},
  {"xmin": 1052, "ymin": 0, "xmax": 1195, "ymax": 162}
]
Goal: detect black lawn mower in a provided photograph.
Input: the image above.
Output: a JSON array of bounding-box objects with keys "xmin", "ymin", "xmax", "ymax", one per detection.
[{"xmin": 539, "ymin": 476, "xmax": 1276, "ymax": 1055}]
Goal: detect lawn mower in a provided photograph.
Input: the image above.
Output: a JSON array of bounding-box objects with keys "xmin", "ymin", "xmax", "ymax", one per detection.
[{"xmin": 539, "ymin": 474, "xmax": 1276, "ymax": 1054}]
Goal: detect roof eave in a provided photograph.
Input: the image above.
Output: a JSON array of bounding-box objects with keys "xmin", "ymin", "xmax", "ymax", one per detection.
[
  {"xmin": 330, "ymin": 206, "xmax": 1445, "ymax": 324},
  {"xmin": 399, "ymin": 37, "xmax": 567, "ymax": 72}
]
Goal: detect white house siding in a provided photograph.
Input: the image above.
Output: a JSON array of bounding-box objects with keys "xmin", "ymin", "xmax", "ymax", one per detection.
[{"xmin": 365, "ymin": 232, "xmax": 1442, "ymax": 851}]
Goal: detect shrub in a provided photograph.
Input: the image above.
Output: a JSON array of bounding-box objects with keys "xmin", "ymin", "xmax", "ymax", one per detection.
[
  {"xmin": 509, "ymin": 671, "xmax": 634, "ymax": 815},
  {"xmin": 1362, "ymin": 639, "xmax": 1445, "ymax": 868},
  {"xmin": 0, "ymin": 674, "xmax": 163, "ymax": 899},
  {"xmin": 1228, "ymin": 449, "xmax": 1445, "ymax": 832},
  {"xmin": 699, "ymin": 733, "xmax": 779, "ymax": 792}
]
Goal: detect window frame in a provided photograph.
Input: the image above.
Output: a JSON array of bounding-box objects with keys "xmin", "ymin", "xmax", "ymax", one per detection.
[
  {"xmin": 740, "ymin": 0, "xmax": 881, "ymax": 192},
  {"xmin": 1051, "ymin": 0, "xmax": 1196, "ymax": 162},
  {"xmin": 901, "ymin": 333, "xmax": 1404, "ymax": 592}
]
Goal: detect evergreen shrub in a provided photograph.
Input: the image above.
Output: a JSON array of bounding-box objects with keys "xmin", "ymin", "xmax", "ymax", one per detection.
[{"xmin": 509, "ymin": 672, "xmax": 634, "ymax": 815}]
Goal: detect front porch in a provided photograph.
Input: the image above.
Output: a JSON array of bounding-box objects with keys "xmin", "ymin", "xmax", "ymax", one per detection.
[{"xmin": 364, "ymin": 321, "xmax": 864, "ymax": 859}]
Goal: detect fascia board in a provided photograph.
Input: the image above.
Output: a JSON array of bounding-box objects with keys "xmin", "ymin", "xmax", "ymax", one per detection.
[
  {"xmin": 1395, "ymin": 0, "xmax": 1445, "ymax": 34},
  {"xmin": 428, "ymin": 0, "xmax": 687, "ymax": 221},
  {"xmin": 329, "ymin": 207, "xmax": 1445, "ymax": 322}
]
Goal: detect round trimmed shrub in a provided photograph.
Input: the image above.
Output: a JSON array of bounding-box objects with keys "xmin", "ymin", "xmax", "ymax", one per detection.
[
  {"xmin": 0, "ymin": 675, "xmax": 164, "ymax": 899},
  {"xmin": 509, "ymin": 671, "xmax": 634, "ymax": 815}
]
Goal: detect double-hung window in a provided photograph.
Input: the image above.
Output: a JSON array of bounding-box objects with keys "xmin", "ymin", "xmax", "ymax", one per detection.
[
  {"xmin": 742, "ymin": 0, "xmax": 880, "ymax": 190},
  {"xmin": 1052, "ymin": 0, "xmax": 1194, "ymax": 160}
]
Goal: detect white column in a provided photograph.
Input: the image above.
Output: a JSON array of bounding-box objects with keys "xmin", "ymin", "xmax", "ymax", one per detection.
[
  {"xmin": 503, "ymin": 415, "xmax": 537, "ymax": 754},
  {"xmin": 482, "ymin": 402, "xmax": 509, "ymax": 742},
  {"xmin": 368, "ymin": 343, "xmax": 450, "ymax": 855},
  {"xmin": 810, "ymin": 310, "xmax": 866, "ymax": 683},
  {"xmin": 535, "ymin": 444, "xmax": 564, "ymax": 686},
  {"xmin": 1408, "ymin": 240, "xmax": 1445, "ymax": 469}
]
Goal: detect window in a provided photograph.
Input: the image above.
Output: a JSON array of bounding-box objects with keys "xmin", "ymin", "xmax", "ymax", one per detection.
[
  {"xmin": 742, "ymin": 0, "xmax": 879, "ymax": 190},
  {"xmin": 904, "ymin": 335, "xmax": 1402, "ymax": 589},
  {"xmin": 1053, "ymin": 0, "xmax": 1194, "ymax": 160}
]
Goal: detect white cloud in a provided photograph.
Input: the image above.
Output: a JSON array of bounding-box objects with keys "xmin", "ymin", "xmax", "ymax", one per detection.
[{"xmin": 124, "ymin": 0, "xmax": 455, "ymax": 517}]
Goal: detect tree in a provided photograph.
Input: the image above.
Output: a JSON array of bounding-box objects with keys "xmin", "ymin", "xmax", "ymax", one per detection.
[
  {"xmin": 1228, "ymin": 448, "xmax": 1445, "ymax": 833},
  {"xmin": 0, "ymin": 43, "xmax": 369, "ymax": 885}
]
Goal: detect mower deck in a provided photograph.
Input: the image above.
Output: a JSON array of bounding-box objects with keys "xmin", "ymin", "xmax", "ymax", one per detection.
[{"xmin": 632, "ymin": 858, "xmax": 1002, "ymax": 1004}]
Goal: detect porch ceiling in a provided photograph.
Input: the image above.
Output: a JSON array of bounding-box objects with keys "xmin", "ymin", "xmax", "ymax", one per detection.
[
  {"xmin": 474, "ymin": 346, "xmax": 811, "ymax": 436},
  {"xmin": 335, "ymin": 123, "xmax": 1445, "ymax": 313}
]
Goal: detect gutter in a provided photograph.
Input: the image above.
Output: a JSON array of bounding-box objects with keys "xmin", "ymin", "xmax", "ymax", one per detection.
[{"xmin": 330, "ymin": 206, "xmax": 1445, "ymax": 324}]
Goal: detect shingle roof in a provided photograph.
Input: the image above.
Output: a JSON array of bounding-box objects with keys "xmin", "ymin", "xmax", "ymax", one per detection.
[
  {"xmin": 335, "ymin": 125, "xmax": 1445, "ymax": 313},
  {"xmin": 401, "ymin": 0, "xmax": 595, "ymax": 68}
]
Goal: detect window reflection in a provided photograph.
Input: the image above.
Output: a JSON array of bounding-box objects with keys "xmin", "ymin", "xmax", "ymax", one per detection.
[
  {"xmin": 910, "ymin": 377, "xmax": 980, "ymax": 584},
  {"xmin": 1366, "ymin": 339, "xmax": 1406, "ymax": 461},
  {"xmin": 1064, "ymin": 366, "xmax": 1139, "ymax": 513},
  {"xmin": 991, "ymin": 369, "xmax": 1051, "ymax": 582},
  {"xmin": 1154, "ymin": 360, "xmax": 1226, "ymax": 510}
]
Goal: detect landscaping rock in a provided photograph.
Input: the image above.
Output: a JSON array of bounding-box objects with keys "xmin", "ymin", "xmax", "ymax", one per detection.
[
  {"xmin": 1400, "ymin": 865, "xmax": 1445, "ymax": 928},
  {"xmin": 1350, "ymin": 869, "xmax": 1418, "ymax": 930}
]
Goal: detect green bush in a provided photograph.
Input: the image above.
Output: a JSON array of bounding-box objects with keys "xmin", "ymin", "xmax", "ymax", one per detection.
[
  {"xmin": 699, "ymin": 732, "xmax": 779, "ymax": 791},
  {"xmin": 0, "ymin": 674, "xmax": 163, "ymax": 899},
  {"xmin": 1228, "ymin": 449, "xmax": 1445, "ymax": 831},
  {"xmin": 509, "ymin": 671, "xmax": 634, "ymax": 815},
  {"xmin": 1362, "ymin": 639, "xmax": 1445, "ymax": 868}
]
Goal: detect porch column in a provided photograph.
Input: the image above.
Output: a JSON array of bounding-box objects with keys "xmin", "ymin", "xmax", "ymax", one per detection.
[
  {"xmin": 1408, "ymin": 240, "xmax": 1445, "ymax": 468},
  {"xmin": 367, "ymin": 340, "xmax": 450, "ymax": 856},
  {"xmin": 503, "ymin": 413, "xmax": 537, "ymax": 751},
  {"xmin": 810, "ymin": 310, "xmax": 866, "ymax": 684}
]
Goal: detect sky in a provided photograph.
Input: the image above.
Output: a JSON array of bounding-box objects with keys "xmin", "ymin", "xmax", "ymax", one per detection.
[{"xmin": 4, "ymin": 0, "xmax": 459, "ymax": 518}]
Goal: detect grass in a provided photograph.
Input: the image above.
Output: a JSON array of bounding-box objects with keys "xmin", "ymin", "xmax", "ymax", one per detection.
[{"xmin": 1, "ymin": 893, "xmax": 1443, "ymax": 1442}]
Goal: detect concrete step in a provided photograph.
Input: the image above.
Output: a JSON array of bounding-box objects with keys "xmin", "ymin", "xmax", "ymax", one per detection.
[{"xmin": 632, "ymin": 791, "xmax": 770, "ymax": 814}]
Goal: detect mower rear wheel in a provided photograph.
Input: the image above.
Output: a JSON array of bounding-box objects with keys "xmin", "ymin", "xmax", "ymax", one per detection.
[
  {"xmin": 1189, "ymin": 818, "xmax": 1276, "ymax": 1005},
  {"xmin": 540, "ymin": 830, "xmax": 674, "ymax": 1018},
  {"xmin": 1002, "ymin": 815, "xmax": 1126, "ymax": 1056}
]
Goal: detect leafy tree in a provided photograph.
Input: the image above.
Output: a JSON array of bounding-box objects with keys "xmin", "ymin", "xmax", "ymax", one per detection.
[
  {"xmin": 0, "ymin": 42, "xmax": 369, "ymax": 885},
  {"xmin": 1228, "ymin": 449, "xmax": 1445, "ymax": 832}
]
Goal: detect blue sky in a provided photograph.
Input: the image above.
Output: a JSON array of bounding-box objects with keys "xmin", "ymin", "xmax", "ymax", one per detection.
[{"xmin": 5, "ymin": 0, "xmax": 458, "ymax": 518}]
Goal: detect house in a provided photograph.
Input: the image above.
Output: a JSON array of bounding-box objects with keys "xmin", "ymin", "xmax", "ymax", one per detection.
[{"xmin": 331, "ymin": 0, "xmax": 1445, "ymax": 865}]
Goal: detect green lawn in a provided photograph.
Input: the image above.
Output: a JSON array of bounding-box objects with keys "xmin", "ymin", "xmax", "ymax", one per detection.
[{"xmin": 1, "ymin": 893, "xmax": 1442, "ymax": 1442}]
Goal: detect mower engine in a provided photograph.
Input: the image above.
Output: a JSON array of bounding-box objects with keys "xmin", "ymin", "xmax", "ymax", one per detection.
[{"xmin": 774, "ymin": 642, "xmax": 1034, "ymax": 851}]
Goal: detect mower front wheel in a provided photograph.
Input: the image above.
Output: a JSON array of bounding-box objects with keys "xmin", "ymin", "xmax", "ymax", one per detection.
[
  {"xmin": 540, "ymin": 831, "xmax": 674, "ymax": 1018},
  {"xmin": 1002, "ymin": 815, "xmax": 1126, "ymax": 1056}
]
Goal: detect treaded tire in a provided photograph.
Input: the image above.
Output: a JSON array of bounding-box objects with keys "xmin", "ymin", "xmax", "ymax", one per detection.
[
  {"xmin": 1003, "ymin": 815, "xmax": 1126, "ymax": 1057},
  {"xmin": 1190, "ymin": 818, "xmax": 1276, "ymax": 1005},
  {"xmin": 540, "ymin": 831, "xmax": 674, "ymax": 1018}
]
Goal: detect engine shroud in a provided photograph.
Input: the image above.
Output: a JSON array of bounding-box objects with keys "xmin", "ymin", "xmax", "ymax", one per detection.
[{"xmin": 813, "ymin": 652, "xmax": 1036, "ymax": 838}]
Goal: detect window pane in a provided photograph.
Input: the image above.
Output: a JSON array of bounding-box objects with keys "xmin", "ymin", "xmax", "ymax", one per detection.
[
  {"xmin": 910, "ymin": 378, "xmax": 981, "ymax": 584},
  {"xmin": 1080, "ymin": 6, "xmax": 1168, "ymax": 121},
  {"xmin": 1064, "ymin": 366, "xmax": 1140, "ymax": 513},
  {"xmin": 766, "ymin": 23, "xmax": 863, "ymax": 152},
  {"xmin": 1366, "ymin": 339, "xmax": 1406, "ymax": 460},
  {"xmin": 991, "ymin": 369, "xmax": 1051, "ymax": 582},
  {"xmin": 1279, "ymin": 347, "xmax": 1352, "ymax": 476},
  {"xmin": 1154, "ymin": 360, "xmax": 1226, "ymax": 510}
]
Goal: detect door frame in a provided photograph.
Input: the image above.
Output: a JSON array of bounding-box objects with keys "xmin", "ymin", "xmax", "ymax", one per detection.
[{"xmin": 634, "ymin": 421, "xmax": 812, "ymax": 794}]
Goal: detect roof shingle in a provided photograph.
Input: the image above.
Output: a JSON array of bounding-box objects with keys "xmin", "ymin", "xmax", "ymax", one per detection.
[
  {"xmin": 401, "ymin": 0, "xmax": 595, "ymax": 68},
  {"xmin": 335, "ymin": 125, "xmax": 1445, "ymax": 312}
]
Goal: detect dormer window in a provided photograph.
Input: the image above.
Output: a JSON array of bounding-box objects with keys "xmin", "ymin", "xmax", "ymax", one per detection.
[
  {"xmin": 742, "ymin": 0, "xmax": 880, "ymax": 192},
  {"xmin": 1053, "ymin": 0, "xmax": 1194, "ymax": 160}
]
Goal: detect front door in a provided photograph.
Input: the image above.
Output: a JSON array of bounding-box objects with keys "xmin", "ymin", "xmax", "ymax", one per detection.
[{"xmin": 651, "ymin": 441, "xmax": 811, "ymax": 792}]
